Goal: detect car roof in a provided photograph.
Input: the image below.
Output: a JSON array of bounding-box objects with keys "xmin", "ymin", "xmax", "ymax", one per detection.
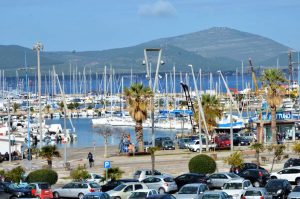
[
  {"xmin": 123, "ymin": 182, "xmax": 145, "ymax": 185},
  {"xmin": 284, "ymin": 166, "xmax": 300, "ymax": 169},
  {"xmin": 182, "ymin": 183, "xmax": 206, "ymax": 187},
  {"xmin": 226, "ymin": 179, "xmax": 248, "ymax": 183},
  {"xmin": 245, "ymin": 188, "xmax": 267, "ymax": 191},
  {"xmin": 203, "ymin": 191, "xmax": 224, "ymax": 194},
  {"xmin": 133, "ymin": 189, "xmax": 156, "ymax": 192}
]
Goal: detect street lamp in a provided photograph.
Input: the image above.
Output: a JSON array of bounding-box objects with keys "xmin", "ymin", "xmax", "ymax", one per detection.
[
  {"xmin": 143, "ymin": 48, "xmax": 164, "ymax": 147},
  {"xmin": 33, "ymin": 42, "xmax": 43, "ymax": 149}
]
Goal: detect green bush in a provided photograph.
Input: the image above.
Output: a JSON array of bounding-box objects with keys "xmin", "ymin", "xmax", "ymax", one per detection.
[
  {"xmin": 188, "ymin": 154, "xmax": 216, "ymax": 174},
  {"xmin": 103, "ymin": 167, "xmax": 124, "ymax": 180},
  {"xmin": 5, "ymin": 166, "xmax": 25, "ymax": 183},
  {"xmin": 224, "ymin": 151, "xmax": 244, "ymax": 168},
  {"xmin": 70, "ymin": 165, "xmax": 90, "ymax": 181},
  {"xmin": 27, "ymin": 169, "xmax": 58, "ymax": 185}
]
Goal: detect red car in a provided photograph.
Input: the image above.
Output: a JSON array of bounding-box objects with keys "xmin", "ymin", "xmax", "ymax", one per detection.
[
  {"xmin": 214, "ymin": 135, "xmax": 231, "ymax": 149},
  {"xmin": 28, "ymin": 182, "xmax": 53, "ymax": 199}
]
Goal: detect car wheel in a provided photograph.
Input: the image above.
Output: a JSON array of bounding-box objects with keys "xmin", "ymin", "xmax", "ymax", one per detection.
[
  {"xmin": 296, "ymin": 178, "xmax": 300, "ymax": 185},
  {"xmin": 196, "ymin": 149, "xmax": 200, "ymax": 152},
  {"xmin": 253, "ymin": 181, "xmax": 260, "ymax": 187},
  {"xmin": 53, "ymin": 192, "xmax": 60, "ymax": 199},
  {"xmin": 159, "ymin": 188, "xmax": 166, "ymax": 194},
  {"xmin": 78, "ymin": 193, "xmax": 84, "ymax": 199}
]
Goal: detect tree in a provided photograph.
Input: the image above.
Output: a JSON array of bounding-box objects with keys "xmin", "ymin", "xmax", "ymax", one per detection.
[
  {"xmin": 103, "ymin": 167, "xmax": 124, "ymax": 181},
  {"xmin": 260, "ymin": 69, "xmax": 287, "ymax": 144},
  {"xmin": 249, "ymin": 143, "xmax": 264, "ymax": 166},
  {"xmin": 148, "ymin": 147, "xmax": 160, "ymax": 176},
  {"xmin": 70, "ymin": 165, "xmax": 90, "ymax": 181},
  {"xmin": 124, "ymin": 83, "xmax": 153, "ymax": 152},
  {"xmin": 4, "ymin": 166, "xmax": 25, "ymax": 183},
  {"xmin": 269, "ymin": 144, "xmax": 286, "ymax": 172},
  {"xmin": 292, "ymin": 142, "xmax": 300, "ymax": 157},
  {"xmin": 194, "ymin": 94, "xmax": 222, "ymax": 150},
  {"xmin": 98, "ymin": 125, "xmax": 112, "ymax": 158},
  {"xmin": 224, "ymin": 151, "xmax": 244, "ymax": 171},
  {"xmin": 12, "ymin": 103, "xmax": 20, "ymax": 113},
  {"xmin": 39, "ymin": 145, "xmax": 61, "ymax": 168},
  {"xmin": 189, "ymin": 154, "xmax": 216, "ymax": 174}
]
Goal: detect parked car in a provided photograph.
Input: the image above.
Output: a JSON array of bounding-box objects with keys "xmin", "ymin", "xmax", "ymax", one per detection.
[
  {"xmin": 87, "ymin": 173, "xmax": 105, "ymax": 184},
  {"xmin": 0, "ymin": 182, "xmax": 33, "ymax": 198},
  {"xmin": 177, "ymin": 138, "xmax": 192, "ymax": 149},
  {"xmin": 133, "ymin": 169, "xmax": 167, "ymax": 182},
  {"xmin": 52, "ymin": 181, "xmax": 101, "ymax": 199},
  {"xmin": 128, "ymin": 189, "xmax": 158, "ymax": 199},
  {"xmin": 176, "ymin": 183, "xmax": 209, "ymax": 199},
  {"xmin": 199, "ymin": 191, "xmax": 231, "ymax": 199},
  {"xmin": 288, "ymin": 185, "xmax": 300, "ymax": 199},
  {"xmin": 0, "ymin": 185, "xmax": 36, "ymax": 199},
  {"xmin": 146, "ymin": 194, "xmax": 176, "ymax": 199},
  {"xmin": 222, "ymin": 179, "xmax": 253, "ymax": 199},
  {"xmin": 174, "ymin": 173, "xmax": 207, "ymax": 191},
  {"xmin": 83, "ymin": 192, "xmax": 111, "ymax": 199},
  {"xmin": 238, "ymin": 169, "xmax": 270, "ymax": 187},
  {"xmin": 155, "ymin": 137, "xmax": 171, "ymax": 148},
  {"xmin": 230, "ymin": 163, "xmax": 267, "ymax": 173},
  {"xmin": 100, "ymin": 179, "xmax": 139, "ymax": 192},
  {"xmin": 214, "ymin": 135, "xmax": 231, "ymax": 149},
  {"xmin": 271, "ymin": 166, "xmax": 300, "ymax": 184},
  {"xmin": 141, "ymin": 176, "xmax": 177, "ymax": 194},
  {"xmin": 188, "ymin": 139, "xmax": 216, "ymax": 152},
  {"xmin": 241, "ymin": 188, "xmax": 272, "ymax": 199},
  {"xmin": 162, "ymin": 140, "xmax": 175, "ymax": 150},
  {"xmin": 284, "ymin": 158, "xmax": 300, "ymax": 168},
  {"xmin": 243, "ymin": 132, "xmax": 257, "ymax": 142},
  {"xmin": 106, "ymin": 182, "xmax": 148, "ymax": 199},
  {"xmin": 27, "ymin": 182, "xmax": 53, "ymax": 199},
  {"xmin": 207, "ymin": 172, "xmax": 241, "ymax": 189},
  {"xmin": 233, "ymin": 136, "xmax": 251, "ymax": 146},
  {"xmin": 265, "ymin": 179, "xmax": 292, "ymax": 199}
]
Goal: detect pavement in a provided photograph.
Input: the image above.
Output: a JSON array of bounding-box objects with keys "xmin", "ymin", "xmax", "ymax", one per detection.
[{"xmin": 0, "ymin": 145, "xmax": 290, "ymax": 186}]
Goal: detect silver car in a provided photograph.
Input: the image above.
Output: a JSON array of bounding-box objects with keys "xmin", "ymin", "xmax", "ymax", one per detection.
[
  {"xmin": 176, "ymin": 183, "xmax": 209, "ymax": 199},
  {"xmin": 288, "ymin": 185, "xmax": 300, "ymax": 199},
  {"xmin": 200, "ymin": 191, "xmax": 231, "ymax": 199},
  {"xmin": 208, "ymin": 172, "xmax": 242, "ymax": 189},
  {"xmin": 141, "ymin": 176, "xmax": 177, "ymax": 194},
  {"xmin": 53, "ymin": 182, "xmax": 101, "ymax": 199},
  {"xmin": 242, "ymin": 188, "xmax": 272, "ymax": 199},
  {"xmin": 133, "ymin": 169, "xmax": 165, "ymax": 181}
]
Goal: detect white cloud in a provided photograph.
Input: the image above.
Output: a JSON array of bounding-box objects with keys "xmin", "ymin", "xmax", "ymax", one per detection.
[{"xmin": 138, "ymin": 0, "xmax": 177, "ymax": 17}]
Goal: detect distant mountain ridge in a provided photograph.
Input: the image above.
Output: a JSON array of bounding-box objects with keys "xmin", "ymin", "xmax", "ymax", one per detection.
[{"xmin": 0, "ymin": 27, "xmax": 294, "ymax": 75}]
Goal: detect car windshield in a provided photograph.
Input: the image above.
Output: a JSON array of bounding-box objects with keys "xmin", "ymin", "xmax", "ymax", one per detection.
[
  {"xmin": 130, "ymin": 192, "xmax": 147, "ymax": 198},
  {"xmin": 227, "ymin": 173, "xmax": 239, "ymax": 178},
  {"xmin": 244, "ymin": 190, "xmax": 262, "ymax": 196},
  {"xmin": 223, "ymin": 183, "xmax": 242, "ymax": 189},
  {"xmin": 9, "ymin": 184, "xmax": 20, "ymax": 189},
  {"xmin": 90, "ymin": 183, "xmax": 100, "ymax": 188},
  {"xmin": 202, "ymin": 194, "xmax": 220, "ymax": 199},
  {"xmin": 265, "ymin": 181, "xmax": 283, "ymax": 189},
  {"xmin": 293, "ymin": 186, "xmax": 300, "ymax": 192},
  {"xmin": 178, "ymin": 186, "xmax": 198, "ymax": 194},
  {"xmin": 113, "ymin": 184, "xmax": 126, "ymax": 191},
  {"xmin": 164, "ymin": 177, "xmax": 174, "ymax": 182},
  {"xmin": 38, "ymin": 183, "xmax": 50, "ymax": 189}
]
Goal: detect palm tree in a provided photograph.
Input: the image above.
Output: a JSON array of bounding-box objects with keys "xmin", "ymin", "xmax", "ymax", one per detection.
[
  {"xmin": 124, "ymin": 83, "xmax": 153, "ymax": 152},
  {"xmin": 194, "ymin": 94, "xmax": 222, "ymax": 149},
  {"xmin": 39, "ymin": 145, "xmax": 60, "ymax": 168},
  {"xmin": 260, "ymin": 69, "xmax": 287, "ymax": 144},
  {"xmin": 249, "ymin": 143, "xmax": 264, "ymax": 166},
  {"xmin": 148, "ymin": 146, "xmax": 160, "ymax": 175}
]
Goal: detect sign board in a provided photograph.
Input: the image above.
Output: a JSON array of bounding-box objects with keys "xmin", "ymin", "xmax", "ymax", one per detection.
[
  {"xmin": 104, "ymin": 161, "xmax": 111, "ymax": 169},
  {"xmin": 262, "ymin": 111, "xmax": 292, "ymax": 121}
]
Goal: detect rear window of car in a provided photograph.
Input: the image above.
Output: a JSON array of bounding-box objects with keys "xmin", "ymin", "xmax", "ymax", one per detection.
[
  {"xmin": 202, "ymin": 194, "xmax": 220, "ymax": 199},
  {"xmin": 90, "ymin": 183, "xmax": 100, "ymax": 188},
  {"xmin": 293, "ymin": 186, "xmax": 300, "ymax": 192},
  {"xmin": 38, "ymin": 183, "xmax": 50, "ymax": 189},
  {"xmin": 244, "ymin": 190, "xmax": 262, "ymax": 196},
  {"xmin": 164, "ymin": 177, "xmax": 174, "ymax": 182}
]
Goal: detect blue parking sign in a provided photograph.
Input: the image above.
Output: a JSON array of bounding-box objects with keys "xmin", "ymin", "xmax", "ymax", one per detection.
[{"xmin": 104, "ymin": 161, "xmax": 111, "ymax": 169}]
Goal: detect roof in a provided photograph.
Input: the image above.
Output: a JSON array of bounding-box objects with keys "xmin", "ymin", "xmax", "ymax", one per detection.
[
  {"xmin": 226, "ymin": 179, "xmax": 248, "ymax": 183},
  {"xmin": 133, "ymin": 189, "xmax": 156, "ymax": 192},
  {"xmin": 182, "ymin": 183, "xmax": 206, "ymax": 187}
]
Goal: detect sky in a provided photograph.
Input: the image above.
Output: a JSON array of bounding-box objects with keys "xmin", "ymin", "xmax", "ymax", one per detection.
[{"xmin": 1, "ymin": 0, "xmax": 300, "ymax": 52}]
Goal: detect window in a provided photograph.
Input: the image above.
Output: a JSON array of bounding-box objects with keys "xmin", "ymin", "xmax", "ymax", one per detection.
[
  {"xmin": 164, "ymin": 177, "xmax": 174, "ymax": 182},
  {"xmin": 90, "ymin": 183, "xmax": 100, "ymax": 188},
  {"xmin": 145, "ymin": 171, "xmax": 152, "ymax": 175},
  {"xmin": 154, "ymin": 170, "xmax": 162, "ymax": 175},
  {"xmin": 135, "ymin": 184, "xmax": 143, "ymax": 190},
  {"xmin": 124, "ymin": 185, "xmax": 133, "ymax": 192},
  {"xmin": 219, "ymin": 174, "xmax": 227, "ymax": 179},
  {"xmin": 63, "ymin": 183, "xmax": 74, "ymax": 189},
  {"xmin": 38, "ymin": 183, "xmax": 49, "ymax": 189},
  {"xmin": 245, "ymin": 190, "xmax": 262, "ymax": 196},
  {"xmin": 134, "ymin": 171, "xmax": 141, "ymax": 175},
  {"xmin": 202, "ymin": 194, "xmax": 221, "ymax": 199},
  {"xmin": 153, "ymin": 178, "xmax": 161, "ymax": 183},
  {"xmin": 143, "ymin": 178, "xmax": 152, "ymax": 183},
  {"xmin": 210, "ymin": 174, "xmax": 218, "ymax": 179}
]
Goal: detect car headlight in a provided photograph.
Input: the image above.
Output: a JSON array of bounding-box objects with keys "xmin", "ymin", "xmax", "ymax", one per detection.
[{"xmin": 277, "ymin": 189, "xmax": 282, "ymax": 194}]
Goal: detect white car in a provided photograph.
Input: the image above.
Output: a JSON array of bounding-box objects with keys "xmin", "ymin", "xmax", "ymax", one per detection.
[
  {"xmin": 271, "ymin": 166, "xmax": 300, "ymax": 184},
  {"xmin": 188, "ymin": 139, "xmax": 216, "ymax": 152},
  {"xmin": 106, "ymin": 182, "xmax": 148, "ymax": 199},
  {"xmin": 128, "ymin": 189, "xmax": 158, "ymax": 199},
  {"xmin": 87, "ymin": 173, "xmax": 105, "ymax": 185},
  {"xmin": 53, "ymin": 182, "xmax": 101, "ymax": 199},
  {"xmin": 222, "ymin": 179, "xmax": 253, "ymax": 199},
  {"xmin": 133, "ymin": 169, "xmax": 169, "ymax": 182}
]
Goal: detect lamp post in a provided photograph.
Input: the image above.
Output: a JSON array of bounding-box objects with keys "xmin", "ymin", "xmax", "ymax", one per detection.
[
  {"xmin": 143, "ymin": 48, "xmax": 163, "ymax": 147},
  {"xmin": 33, "ymin": 42, "xmax": 43, "ymax": 149}
]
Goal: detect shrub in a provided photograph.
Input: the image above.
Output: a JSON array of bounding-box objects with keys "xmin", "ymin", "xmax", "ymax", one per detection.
[
  {"xmin": 70, "ymin": 165, "xmax": 90, "ymax": 181},
  {"xmin": 103, "ymin": 167, "xmax": 124, "ymax": 180},
  {"xmin": 188, "ymin": 154, "xmax": 216, "ymax": 174},
  {"xmin": 4, "ymin": 166, "xmax": 25, "ymax": 183},
  {"xmin": 27, "ymin": 169, "xmax": 58, "ymax": 185},
  {"xmin": 224, "ymin": 151, "xmax": 244, "ymax": 169}
]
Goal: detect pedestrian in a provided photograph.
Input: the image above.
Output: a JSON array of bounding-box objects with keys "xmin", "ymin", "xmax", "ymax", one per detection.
[{"xmin": 87, "ymin": 152, "xmax": 94, "ymax": 168}]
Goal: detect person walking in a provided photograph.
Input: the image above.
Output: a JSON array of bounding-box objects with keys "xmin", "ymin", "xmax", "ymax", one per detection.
[{"xmin": 87, "ymin": 152, "xmax": 94, "ymax": 168}]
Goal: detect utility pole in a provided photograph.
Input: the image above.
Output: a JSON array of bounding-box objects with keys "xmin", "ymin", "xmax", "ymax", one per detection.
[
  {"xmin": 33, "ymin": 42, "xmax": 43, "ymax": 149},
  {"xmin": 8, "ymin": 97, "xmax": 11, "ymax": 162}
]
